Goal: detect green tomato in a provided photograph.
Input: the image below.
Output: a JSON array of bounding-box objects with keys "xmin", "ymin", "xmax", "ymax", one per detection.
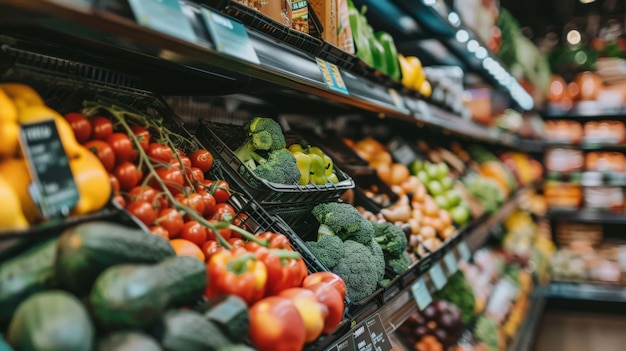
[
  {"xmin": 441, "ymin": 177, "xmax": 455, "ymax": 191},
  {"xmin": 436, "ymin": 163, "xmax": 449, "ymax": 180},
  {"xmin": 434, "ymin": 195, "xmax": 449, "ymax": 210},
  {"xmin": 445, "ymin": 189, "xmax": 462, "ymax": 207},
  {"xmin": 417, "ymin": 170, "xmax": 430, "ymax": 185},
  {"xmin": 450, "ymin": 205, "xmax": 470, "ymax": 225},
  {"xmin": 427, "ymin": 180, "xmax": 444, "ymax": 196}
]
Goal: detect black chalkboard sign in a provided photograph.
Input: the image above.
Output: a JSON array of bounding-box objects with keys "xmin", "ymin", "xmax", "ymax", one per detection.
[{"xmin": 20, "ymin": 119, "xmax": 80, "ymax": 219}]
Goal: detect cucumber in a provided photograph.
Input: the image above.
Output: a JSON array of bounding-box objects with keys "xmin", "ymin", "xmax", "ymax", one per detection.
[
  {"xmin": 98, "ymin": 331, "xmax": 162, "ymax": 351},
  {"xmin": 153, "ymin": 310, "xmax": 231, "ymax": 351},
  {"xmin": 197, "ymin": 295, "xmax": 249, "ymax": 343},
  {"xmin": 90, "ymin": 256, "xmax": 206, "ymax": 329},
  {"xmin": 56, "ymin": 221, "xmax": 175, "ymax": 295},
  {"xmin": 7, "ymin": 290, "xmax": 94, "ymax": 351},
  {"xmin": 217, "ymin": 345, "xmax": 256, "ymax": 351},
  {"xmin": 0, "ymin": 239, "xmax": 58, "ymax": 328}
]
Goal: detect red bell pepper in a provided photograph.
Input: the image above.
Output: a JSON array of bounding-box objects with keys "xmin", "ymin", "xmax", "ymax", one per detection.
[
  {"xmin": 248, "ymin": 246, "xmax": 307, "ymax": 296},
  {"xmin": 206, "ymin": 247, "xmax": 267, "ymax": 304}
]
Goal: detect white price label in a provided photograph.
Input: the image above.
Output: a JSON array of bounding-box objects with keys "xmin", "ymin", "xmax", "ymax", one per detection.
[
  {"xmin": 458, "ymin": 241, "xmax": 471, "ymax": 262},
  {"xmin": 411, "ymin": 278, "xmax": 433, "ymax": 311},
  {"xmin": 430, "ymin": 263, "xmax": 447, "ymax": 290},
  {"xmin": 444, "ymin": 251, "xmax": 458, "ymax": 274}
]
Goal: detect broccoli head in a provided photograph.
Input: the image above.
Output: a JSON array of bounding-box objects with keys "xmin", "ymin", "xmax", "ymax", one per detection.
[
  {"xmin": 332, "ymin": 240, "xmax": 380, "ymax": 302},
  {"xmin": 234, "ymin": 117, "xmax": 286, "ymax": 164},
  {"xmin": 372, "ymin": 221, "xmax": 408, "ymax": 257},
  {"xmin": 365, "ymin": 238, "xmax": 386, "ymax": 281},
  {"xmin": 387, "ymin": 251, "xmax": 412, "ymax": 275},
  {"xmin": 252, "ymin": 149, "xmax": 301, "ymax": 185},
  {"xmin": 312, "ymin": 202, "xmax": 374, "ymax": 245},
  {"xmin": 305, "ymin": 234, "xmax": 344, "ymax": 270}
]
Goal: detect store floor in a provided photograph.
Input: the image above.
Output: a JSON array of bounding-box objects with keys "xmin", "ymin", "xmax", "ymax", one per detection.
[{"xmin": 534, "ymin": 310, "xmax": 626, "ymax": 351}]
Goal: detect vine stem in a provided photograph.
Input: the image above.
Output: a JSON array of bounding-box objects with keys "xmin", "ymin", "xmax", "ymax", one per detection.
[{"xmin": 82, "ymin": 101, "xmax": 268, "ymax": 249}]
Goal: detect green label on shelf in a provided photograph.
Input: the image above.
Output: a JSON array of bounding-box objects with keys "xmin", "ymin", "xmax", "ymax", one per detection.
[
  {"xmin": 128, "ymin": 0, "xmax": 197, "ymax": 43},
  {"xmin": 459, "ymin": 241, "xmax": 471, "ymax": 262},
  {"xmin": 20, "ymin": 119, "xmax": 80, "ymax": 219},
  {"xmin": 316, "ymin": 58, "xmax": 349, "ymax": 95},
  {"xmin": 429, "ymin": 262, "xmax": 447, "ymax": 290},
  {"xmin": 444, "ymin": 251, "xmax": 458, "ymax": 275},
  {"xmin": 411, "ymin": 278, "xmax": 432, "ymax": 311},
  {"xmin": 202, "ymin": 8, "xmax": 260, "ymax": 64}
]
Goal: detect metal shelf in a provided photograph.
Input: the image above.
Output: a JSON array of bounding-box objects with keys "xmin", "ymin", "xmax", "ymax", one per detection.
[
  {"xmin": 545, "ymin": 171, "xmax": 626, "ymax": 187},
  {"xmin": 544, "ymin": 101, "xmax": 626, "ymax": 119},
  {"xmin": 547, "ymin": 209, "xmax": 626, "ymax": 224},
  {"xmin": 507, "ymin": 292, "xmax": 547, "ymax": 351},
  {"xmin": 0, "ymin": 0, "xmax": 541, "ymax": 152},
  {"xmin": 545, "ymin": 142, "xmax": 626, "ymax": 152},
  {"xmin": 546, "ymin": 282, "xmax": 626, "ymax": 302}
]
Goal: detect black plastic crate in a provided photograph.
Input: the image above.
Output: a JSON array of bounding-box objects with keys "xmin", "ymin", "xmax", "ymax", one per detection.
[
  {"xmin": 196, "ymin": 121, "xmax": 355, "ymax": 206},
  {"xmin": 318, "ymin": 41, "xmax": 360, "ymax": 72}
]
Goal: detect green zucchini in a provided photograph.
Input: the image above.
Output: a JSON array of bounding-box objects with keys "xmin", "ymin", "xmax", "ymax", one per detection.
[
  {"xmin": 7, "ymin": 290, "xmax": 94, "ymax": 351},
  {"xmin": 216, "ymin": 345, "xmax": 256, "ymax": 351},
  {"xmin": 153, "ymin": 309, "xmax": 231, "ymax": 351},
  {"xmin": 0, "ymin": 239, "xmax": 58, "ymax": 328},
  {"xmin": 56, "ymin": 221, "xmax": 175, "ymax": 295},
  {"xmin": 197, "ymin": 295, "xmax": 249, "ymax": 343},
  {"xmin": 90, "ymin": 256, "xmax": 206, "ymax": 329},
  {"xmin": 98, "ymin": 331, "xmax": 162, "ymax": 351}
]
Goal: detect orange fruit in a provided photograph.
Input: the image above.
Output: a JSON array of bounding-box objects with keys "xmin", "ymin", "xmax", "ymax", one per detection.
[{"xmin": 169, "ymin": 238, "xmax": 205, "ymax": 262}]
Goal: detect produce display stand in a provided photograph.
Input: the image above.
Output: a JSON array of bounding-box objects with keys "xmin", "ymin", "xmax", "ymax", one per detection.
[{"xmin": 0, "ymin": 0, "xmax": 551, "ymax": 350}]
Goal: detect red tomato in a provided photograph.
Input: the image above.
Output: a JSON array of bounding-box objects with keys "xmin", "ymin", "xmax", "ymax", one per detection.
[
  {"xmin": 228, "ymin": 237, "xmax": 246, "ymax": 248},
  {"xmin": 206, "ymin": 219, "xmax": 232, "ymax": 242},
  {"xmin": 190, "ymin": 149, "xmax": 214, "ymax": 172},
  {"xmin": 147, "ymin": 143, "xmax": 173, "ymax": 163},
  {"xmin": 175, "ymin": 193, "xmax": 205, "ymax": 219},
  {"xmin": 107, "ymin": 133, "xmax": 137, "ymax": 164},
  {"xmin": 64, "ymin": 112, "xmax": 92, "ymax": 143},
  {"xmin": 232, "ymin": 212, "xmax": 249, "ymax": 232},
  {"xmin": 90, "ymin": 116, "xmax": 114, "ymax": 141},
  {"xmin": 114, "ymin": 161, "xmax": 142, "ymax": 191},
  {"xmin": 201, "ymin": 240, "xmax": 226, "ymax": 263},
  {"xmin": 278, "ymin": 288, "xmax": 326, "ymax": 342},
  {"xmin": 156, "ymin": 208, "xmax": 184, "ymax": 238},
  {"xmin": 186, "ymin": 167, "xmax": 205, "ymax": 183},
  {"xmin": 130, "ymin": 125, "xmax": 151, "ymax": 151},
  {"xmin": 152, "ymin": 168, "xmax": 184, "ymax": 194},
  {"xmin": 150, "ymin": 225, "xmax": 170, "ymax": 240},
  {"xmin": 249, "ymin": 296, "xmax": 306, "ymax": 351},
  {"xmin": 212, "ymin": 203, "xmax": 236, "ymax": 222},
  {"xmin": 302, "ymin": 272, "xmax": 347, "ymax": 301},
  {"xmin": 109, "ymin": 174, "xmax": 120, "ymax": 192},
  {"xmin": 180, "ymin": 221, "xmax": 207, "ymax": 246},
  {"xmin": 128, "ymin": 185, "xmax": 158, "ymax": 205},
  {"xmin": 303, "ymin": 283, "xmax": 344, "ymax": 334},
  {"xmin": 113, "ymin": 192, "xmax": 126, "ymax": 208},
  {"xmin": 169, "ymin": 155, "xmax": 192, "ymax": 169},
  {"xmin": 126, "ymin": 200, "xmax": 157, "ymax": 227},
  {"xmin": 197, "ymin": 190, "xmax": 216, "ymax": 217},
  {"xmin": 84, "ymin": 140, "xmax": 115, "ymax": 171},
  {"xmin": 206, "ymin": 180, "xmax": 231, "ymax": 203}
]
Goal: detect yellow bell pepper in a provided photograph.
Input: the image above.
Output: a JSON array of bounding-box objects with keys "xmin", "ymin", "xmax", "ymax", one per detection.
[
  {"xmin": 292, "ymin": 151, "xmax": 312, "ymax": 185},
  {"xmin": 309, "ymin": 154, "xmax": 328, "ymax": 185},
  {"xmin": 70, "ymin": 146, "xmax": 112, "ymax": 215},
  {"xmin": 0, "ymin": 158, "xmax": 42, "ymax": 223},
  {"xmin": 17, "ymin": 105, "xmax": 83, "ymax": 158},
  {"xmin": 0, "ymin": 172, "xmax": 28, "ymax": 230},
  {"xmin": 0, "ymin": 83, "xmax": 45, "ymax": 108}
]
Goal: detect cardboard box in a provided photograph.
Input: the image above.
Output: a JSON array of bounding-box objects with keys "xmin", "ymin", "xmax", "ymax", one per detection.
[
  {"xmin": 336, "ymin": 0, "xmax": 354, "ymax": 53},
  {"xmin": 291, "ymin": 0, "xmax": 309, "ymax": 33},
  {"xmin": 309, "ymin": 0, "xmax": 337, "ymax": 45}
]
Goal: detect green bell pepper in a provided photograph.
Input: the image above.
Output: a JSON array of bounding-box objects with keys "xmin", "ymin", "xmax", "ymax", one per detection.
[
  {"xmin": 368, "ymin": 26, "xmax": 388, "ymax": 74},
  {"xmin": 375, "ymin": 31, "xmax": 401, "ymax": 80},
  {"xmin": 347, "ymin": 0, "xmax": 374, "ymax": 67}
]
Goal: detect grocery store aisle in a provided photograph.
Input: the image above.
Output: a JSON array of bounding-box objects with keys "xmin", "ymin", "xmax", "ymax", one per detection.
[{"xmin": 534, "ymin": 310, "xmax": 626, "ymax": 351}]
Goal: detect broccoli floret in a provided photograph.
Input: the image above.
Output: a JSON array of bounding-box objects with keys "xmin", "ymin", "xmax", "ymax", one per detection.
[
  {"xmin": 372, "ymin": 221, "xmax": 408, "ymax": 257},
  {"xmin": 305, "ymin": 234, "xmax": 344, "ymax": 270},
  {"xmin": 332, "ymin": 240, "xmax": 380, "ymax": 302},
  {"xmin": 387, "ymin": 251, "xmax": 412, "ymax": 275},
  {"xmin": 365, "ymin": 238, "xmax": 386, "ymax": 281},
  {"xmin": 252, "ymin": 149, "xmax": 300, "ymax": 185},
  {"xmin": 234, "ymin": 117, "xmax": 286, "ymax": 164},
  {"xmin": 312, "ymin": 202, "xmax": 374, "ymax": 245}
]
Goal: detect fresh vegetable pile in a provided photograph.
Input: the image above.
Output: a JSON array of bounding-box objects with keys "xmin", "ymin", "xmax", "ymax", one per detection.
[{"xmin": 396, "ymin": 300, "xmax": 465, "ymax": 351}]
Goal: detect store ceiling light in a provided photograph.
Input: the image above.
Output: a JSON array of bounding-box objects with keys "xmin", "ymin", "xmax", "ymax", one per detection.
[
  {"xmin": 475, "ymin": 47, "xmax": 488, "ymax": 59},
  {"xmin": 467, "ymin": 40, "xmax": 479, "ymax": 52},
  {"xmin": 567, "ymin": 29, "xmax": 582, "ymax": 45},
  {"xmin": 448, "ymin": 12, "xmax": 461, "ymax": 26},
  {"xmin": 456, "ymin": 29, "xmax": 469, "ymax": 43},
  {"xmin": 423, "ymin": 0, "xmax": 437, "ymax": 6},
  {"xmin": 579, "ymin": 0, "xmax": 596, "ymax": 3}
]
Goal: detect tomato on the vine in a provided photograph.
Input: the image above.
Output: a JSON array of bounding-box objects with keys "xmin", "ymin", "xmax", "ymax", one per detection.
[
  {"xmin": 152, "ymin": 168, "xmax": 184, "ymax": 194},
  {"xmin": 189, "ymin": 149, "xmax": 214, "ymax": 172},
  {"xmin": 147, "ymin": 143, "xmax": 173, "ymax": 163},
  {"xmin": 64, "ymin": 112, "xmax": 92, "ymax": 143},
  {"xmin": 126, "ymin": 200, "xmax": 157, "ymax": 227},
  {"xmin": 169, "ymin": 155, "xmax": 192, "ymax": 169},
  {"xmin": 180, "ymin": 220, "xmax": 207, "ymax": 246},
  {"xmin": 201, "ymin": 240, "xmax": 225, "ymax": 262},
  {"xmin": 149, "ymin": 225, "xmax": 170, "ymax": 240},
  {"xmin": 206, "ymin": 219, "xmax": 232, "ymax": 242},
  {"xmin": 114, "ymin": 161, "xmax": 142, "ymax": 191},
  {"xmin": 84, "ymin": 140, "xmax": 115, "ymax": 171},
  {"xmin": 212, "ymin": 203, "xmax": 236, "ymax": 222},
  {"xmin": 197, "ymin": 190, "xmax": 216, "ymax": 217},
  {"xmin": 227, "ymin": 237, "xmax": 246, "ymax": 248},
  {"xmin": 232, "ymin": 213, "xmax": 250, "ymax": 233},
  {"xmin": 128, "ymin": 185, "xmax": 159, "ymax": 206},
  {"xmin": 155, "ymin": 208, "xmax": 184, "ymax": 238},
  {"xmin": 197, "ymin": 179, "xmax": 231, "ymax": 204},
  {"xmin": 107, "ymin": 132, "xmax": 137, "ymax": 163},
  {"xmin": 130, "ymin": 125, "xmax": 151, "ymax": 152},
  {"xmin": 175, "ymin": 192, "xmax": 205, "ymax": 219},
  {"xmin": 186, "ymin": 167, "xmax": 205, "ymax": 183},
  {"xmin": 91, "ymin": 116, "xmax": 114, "ymax": 141},
  {"xmin": 109, "ymin": 174, "xmax": 120, "ymax": 192}
]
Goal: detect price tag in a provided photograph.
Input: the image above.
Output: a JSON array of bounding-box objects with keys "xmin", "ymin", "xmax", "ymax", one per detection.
[
  {"xmin": 444, "ymin": 251, "xmax": 458, "ymax": 275},
  {"xmin": 128, "ymin": 0, "xmax": 197, "ymax": 43},
  {"xmin": 388, "ymin": 88, "xmax": 404, "ymax": 110},
  {"xmin": 411, "ymin": 278, "xmax": 432, "ymax": 311},
  {"xmin": 316, "ymin": 58, "xmax": 349, "ymax": 95},
  {"xmin": 20, "ymin": 120, "xmax": 80, "ymax": 219},
  {"xmin": 352, "ymin": 322, "xmax": 373, "ymax": 351},
  {"xmin": 458, "ymin": 241, "xmax": 471, "ymax": 262},
  {"xmin": 429, "ymin": 263, "xmax": 447, "ymax": 290},
  {"xmin": 326, "ymin": 333, "xmax": 356, "ymax": 351},
  {"xmin": 415, "ymin": 100, "xmax": 433, "ymax": 121},
  {"xmin": 50, "ymin": 0, "xmax": 92, "ymax": 9},
  {"xmin": 202, "ymin": 8, "xmax": 260, "ymax": 64},
  {"xmin": 366, "ymin": 315, "xmax": 392, "ymax": 351}
]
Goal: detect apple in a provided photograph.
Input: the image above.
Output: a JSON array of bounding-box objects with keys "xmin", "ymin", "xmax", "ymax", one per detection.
[
  {"xmin": 409, "ymin": 159, "xmax": 424, "ymax": 175},
  {"xmin": 434, "ymin": 195, "xmax": 449, "ymax": 210},
  {"xmin": 417, "ymin": 170, "xmax": 430, "ymax": 185},
  {"xmin": 425, "ymin": 163, "xmax": 440, "ymax": 180},
  {"xmin": 436, "ymin": 163, "xmax": 449, "ymax": 180},
  {"xmin": 279, "ymin": 288, "xmax": 327, "ymax": 342},
  {"xmin": 450, "ymin": 205, "xmax": 470, "ymax": 225},
  {"xmin": 445, "ymin": 189, "xmax": 462, "ymax": 207},
  {"xmin": 441, "ymin": 177, "xmax": 455, "ymax": 191},
  {"xmin": 427, "ymin": 180, "xmax": 444, "ymax": 196}
]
